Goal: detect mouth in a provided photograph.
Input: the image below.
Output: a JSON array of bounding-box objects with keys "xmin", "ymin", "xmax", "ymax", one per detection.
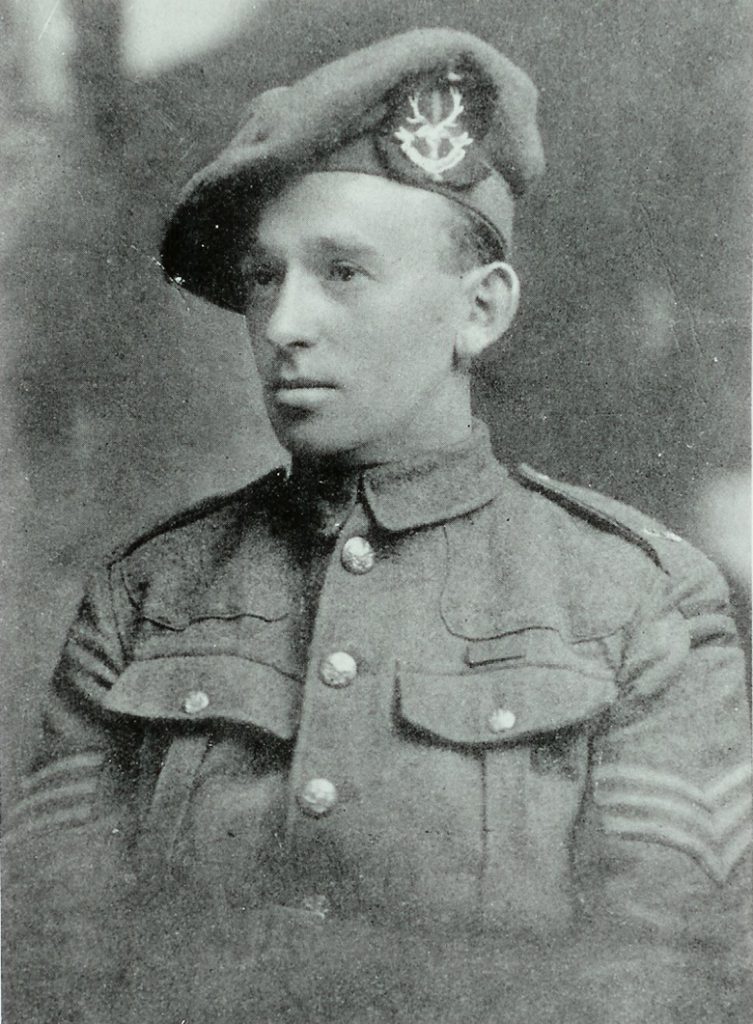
[{"xmin": 270, "ymin": 377, "xmax": 339, "ymax": 409}]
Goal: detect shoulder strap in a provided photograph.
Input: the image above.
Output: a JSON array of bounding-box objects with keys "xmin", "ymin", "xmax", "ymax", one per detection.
[{"xmin": 513, "ymin": 463, "xmax": 691, "ymax": 575}]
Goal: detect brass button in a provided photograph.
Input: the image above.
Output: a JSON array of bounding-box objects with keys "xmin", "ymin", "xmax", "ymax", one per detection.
[
  {"xmin": 341, "ymin": 536, "xmax": 375, "ymax": 574},
  {"xmin": 488, "ymin": 708, "xmax": 516, "ymax": 733},
  {"xmin": 299, "ymin": 778, "xmax": 337, "ymax": 817},
  {"xmin": 183, "ymin": 690, "xmax": 210, "ymax": 714},
  {"xmin": 319, "ymin": 651, "xmax": 357, "ymax": 688}
]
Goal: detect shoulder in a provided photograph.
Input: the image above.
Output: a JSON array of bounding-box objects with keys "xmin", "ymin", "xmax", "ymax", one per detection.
[
  {"xmin": 511, "ymin": 463, "xmax": 730, "ymax": 616},
  {"xmin": 105, "ymin": 466, "xmax": 288, "ymax": 577},
  {"xmin": 98, "ymin": 466, "xmax": 293, "ymax": 627},
  {"xmin": 113, "ymin": 468, "xmax": 285, "ymax": 553}
]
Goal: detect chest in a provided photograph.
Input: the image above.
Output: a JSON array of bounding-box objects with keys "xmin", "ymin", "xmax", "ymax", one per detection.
[{"xmin": 107, "ymin": 503, "xmax": 622, "ymax": 933}]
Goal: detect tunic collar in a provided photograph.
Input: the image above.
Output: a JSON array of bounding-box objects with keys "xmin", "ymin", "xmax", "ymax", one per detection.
[{"xmin": 288, "ymin": 419, "xmax": 505, "ymax": 534}]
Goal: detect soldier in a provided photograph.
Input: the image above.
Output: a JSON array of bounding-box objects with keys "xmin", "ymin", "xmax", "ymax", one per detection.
[{"xmin": 3, "ymin": 27, "xmax": 751, "ymax": 1024}]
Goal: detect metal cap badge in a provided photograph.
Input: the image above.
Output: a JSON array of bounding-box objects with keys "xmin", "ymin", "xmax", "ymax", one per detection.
[
  {"xmin": 377, "ymin": 67, "xmax": 496, "ymax": 190},
  {"xmin": 394, "ymin": 83, "xmax": 473, "ymax": 181}
]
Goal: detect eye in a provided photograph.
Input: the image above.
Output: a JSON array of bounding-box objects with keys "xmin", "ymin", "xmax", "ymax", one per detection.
[
  {"xmin": 327, "ymin": 261, "xmax": 361, "ymax": 283},
  {"xmin": 247, "ymin": 263, "xmax": 279, "ymax": 288}
]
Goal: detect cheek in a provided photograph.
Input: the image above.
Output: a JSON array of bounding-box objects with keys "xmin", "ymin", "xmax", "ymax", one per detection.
[
  {"xmin": 358, "ymin": 296, "xmax": 458, "ymax": 385},
  {"xmin": 400, "ymin": 274, "xmax": 464, "ymax": 335}
]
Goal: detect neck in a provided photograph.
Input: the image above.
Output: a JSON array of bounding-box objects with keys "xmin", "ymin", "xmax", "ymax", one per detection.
[{"xmin": 305, "ymin": 378, "xmax": 474, "ymax": 471}]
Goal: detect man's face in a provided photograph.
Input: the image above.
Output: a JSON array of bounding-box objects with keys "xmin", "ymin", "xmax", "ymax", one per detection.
[{"xmin": 243, "ymin": 172, "xmax": 472, "ymax": 463}]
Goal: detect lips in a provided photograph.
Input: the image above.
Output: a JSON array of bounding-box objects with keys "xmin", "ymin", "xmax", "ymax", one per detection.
[
  {"xmin": 274, "ymin": 377, "xmax": 337, "ymax": 390},
  {"xmin": 270, "ymin": 377, "xmax": 339, "ymax": 408}
]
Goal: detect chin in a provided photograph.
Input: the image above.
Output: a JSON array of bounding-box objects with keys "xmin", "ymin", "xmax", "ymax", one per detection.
[{"xmin": 271, "ymin": 421, "xmax": 360, "ymax": 462}]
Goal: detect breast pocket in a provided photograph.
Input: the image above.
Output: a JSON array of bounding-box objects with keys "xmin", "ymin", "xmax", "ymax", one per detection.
[
  {"xmin": 102, "ymin": 654, "xmax": 300, "ymax": 892},
  {"xmin": 397, "ymin": 635, "xmax": 616, "ymax": 933}
]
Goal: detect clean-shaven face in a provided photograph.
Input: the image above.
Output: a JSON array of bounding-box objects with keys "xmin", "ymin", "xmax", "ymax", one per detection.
[{"xmin": 243, "ymin": 172, "xmax": 472, "ymax": 463}]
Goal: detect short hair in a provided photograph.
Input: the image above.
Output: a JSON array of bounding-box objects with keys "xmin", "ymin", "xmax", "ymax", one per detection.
[{"xmin": 445, "ymin": 205, "xmax": 508, "ymax": 272}]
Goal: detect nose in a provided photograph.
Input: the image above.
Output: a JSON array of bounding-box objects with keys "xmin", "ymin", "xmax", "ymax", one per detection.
[{"xmin": 264, "ymin": 269, "xmax": 318, "ymax": 351}]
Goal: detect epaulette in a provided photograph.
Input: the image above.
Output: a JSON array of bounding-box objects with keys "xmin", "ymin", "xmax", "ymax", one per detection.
[
  {"xmin": 108, "ymin": 466, "xmax": 288, "ymax": 563},
  {"xmin": 513, "ymin": 463, "xmax": 691, "ymax": 576}
]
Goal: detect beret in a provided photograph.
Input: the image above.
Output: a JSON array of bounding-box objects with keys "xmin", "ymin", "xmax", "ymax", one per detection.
[{"xmin": 160, "ymin": 28, "xmax": 545, "ymax": 312}]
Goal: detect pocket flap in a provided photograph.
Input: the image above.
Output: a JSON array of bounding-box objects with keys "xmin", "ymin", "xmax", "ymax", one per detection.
[
  {"xmin": 397, "ymin": 665, "xmax": 615, "ymax": 745},
  {"xmin": 101, "ymin": 655, "xmax": 300, "ymax": 739}
]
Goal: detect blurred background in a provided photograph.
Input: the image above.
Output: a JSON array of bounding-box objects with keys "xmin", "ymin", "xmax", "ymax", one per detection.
[{"xmin": 1, "ymin": 0, "xmax": 750, "ymax": 796}]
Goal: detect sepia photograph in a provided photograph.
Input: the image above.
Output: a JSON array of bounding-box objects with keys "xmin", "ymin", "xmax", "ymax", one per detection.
[{"xmin": 1, "ymin": 1, "xmax": 751, "ymax": 1021}]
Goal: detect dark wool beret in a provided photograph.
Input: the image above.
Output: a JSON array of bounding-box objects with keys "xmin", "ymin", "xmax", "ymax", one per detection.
[{"xmin": 160, "ymin": 28, "xmax": 545, "ymax": 312}]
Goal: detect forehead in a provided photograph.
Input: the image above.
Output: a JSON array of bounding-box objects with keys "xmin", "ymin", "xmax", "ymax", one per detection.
[{"xmin": 253, "ymin": 171, "xmax": 455, "ymax": 257}]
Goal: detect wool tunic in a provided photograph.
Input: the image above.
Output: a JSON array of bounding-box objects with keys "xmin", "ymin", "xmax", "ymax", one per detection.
[{"xmin": 4, "ymin": 423, "xmax": 751, "ymax": 1023}]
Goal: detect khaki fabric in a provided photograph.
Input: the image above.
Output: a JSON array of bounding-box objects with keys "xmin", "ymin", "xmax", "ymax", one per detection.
[{"xmin": 3, "ymin": 423, "xmax": 751, "ymax": 1023}]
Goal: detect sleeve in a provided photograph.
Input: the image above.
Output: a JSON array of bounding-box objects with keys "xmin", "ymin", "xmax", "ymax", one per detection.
[
  {"xmin": 575, "ymin": 545, "xmax": 752, "ymax": 1023},
  {"xmin": 2, "ymin": 564, "xmax": 140, "ymax": 1024}
]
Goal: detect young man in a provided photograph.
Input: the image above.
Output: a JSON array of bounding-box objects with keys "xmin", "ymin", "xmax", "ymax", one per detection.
[{"xmin": 4, "ymin": 28, "xmax": 750, "ymax": 1024}]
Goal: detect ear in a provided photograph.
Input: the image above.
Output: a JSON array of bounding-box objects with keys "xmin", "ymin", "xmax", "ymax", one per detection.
[{"xmin": 455, "ymin": 262, "xmax": 520, "ymax": 361}]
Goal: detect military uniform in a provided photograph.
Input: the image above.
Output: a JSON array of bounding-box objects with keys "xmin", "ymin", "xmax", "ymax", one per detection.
[
  {"xmin": 4, "ymin": 27, "xmax": 751, "ymax": 1024},
  {"xmin": 4, "ymin": 423, "xmax": 751, "ymax": 1023}
]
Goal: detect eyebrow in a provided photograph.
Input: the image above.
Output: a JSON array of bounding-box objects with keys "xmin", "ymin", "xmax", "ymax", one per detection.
[
  {"xmin": 244, "ymin": 232, "xmax": 383, "ymax": 264},
  {"xmin": 310, "ymin": 235, "xmax": 382, "ymax": 260}
]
